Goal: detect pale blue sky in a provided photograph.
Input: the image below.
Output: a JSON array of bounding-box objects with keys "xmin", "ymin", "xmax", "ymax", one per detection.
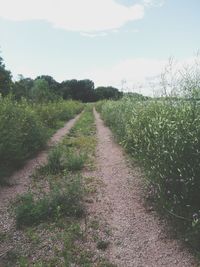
[{"xmin": 0, "ymin": 0, "xmax": 199, "ymax": 95}]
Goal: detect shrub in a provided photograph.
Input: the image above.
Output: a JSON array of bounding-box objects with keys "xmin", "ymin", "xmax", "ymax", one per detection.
[
  {"xmin": 0, "ymin": 97, "xmax": 47, "ymax": 175},
  {"xmin": 34, "ymin": 100, "xmax": 83, "ymax": 129},
  {"xmin": 0, "ymin": 98, "xmax": 83, "ymax": 181}
]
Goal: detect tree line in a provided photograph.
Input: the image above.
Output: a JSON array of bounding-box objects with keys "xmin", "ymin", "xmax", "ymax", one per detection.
[{"xmin": 0, "ymin": 55, "xmax": 123, "ymax": 102}]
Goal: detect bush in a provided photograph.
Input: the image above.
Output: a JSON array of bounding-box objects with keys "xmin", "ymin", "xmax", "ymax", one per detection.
[
  {"xmin": 0, "ymin": 97, "xmax": 47, "ymax": 174},
  {"xmin": 0, "ymin": 97, "xmax": 83, "ymax": 181},
  {"xmin": 100, "ymin": 97, "xmax": 200, "ymax": 247},
  {"xmin": 34, "ymin": 100, "xmax": 83, "ymax": 129}
]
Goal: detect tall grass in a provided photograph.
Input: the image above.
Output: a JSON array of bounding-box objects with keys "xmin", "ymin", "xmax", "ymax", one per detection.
[{"xmin": 99, "ymin": 97, "xmax": 200, "ymax": 249}]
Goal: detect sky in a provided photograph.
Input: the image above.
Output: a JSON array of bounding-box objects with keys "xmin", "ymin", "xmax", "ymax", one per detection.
[{"xmin": 0, "ymin": 0, "xmax": 199, "ymax": 95}]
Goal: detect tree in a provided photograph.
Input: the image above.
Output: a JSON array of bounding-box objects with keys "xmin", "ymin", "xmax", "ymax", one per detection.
[
  {"xmin": 61, "ymin": 79, "xmax": 95, "ymax": 102},
  {"xmin": 95, "ymin": 86, "xmax": 123, "ymax": 100},
  {"xmin": 36, "ymin": 75, "xmax": 61, "ymax": 96},
  {"xmin": 31, "ymin": 79, "xmax": 52, "ymax": 102},
  {"xmin": 12, "ymin": 76, "xmax": 34, "ymax": 100},
  {"xmin": 0, "ymin": 55, "xmax": 12, "ymax": 96}
]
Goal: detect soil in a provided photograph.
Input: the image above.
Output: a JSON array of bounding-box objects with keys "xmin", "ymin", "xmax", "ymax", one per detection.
[{"xmin": 90, "ymin": 109, "xmax": 197, "ymax": 267}]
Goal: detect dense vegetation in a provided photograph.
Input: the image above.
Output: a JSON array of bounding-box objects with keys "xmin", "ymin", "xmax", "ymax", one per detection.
[
  {"xmin": 97, "ymin": 96, "xmax": 200, "ymax": 250},
  {"xmin": 0, "ymin": 97, "xmax": 83, "ymax": 182}
]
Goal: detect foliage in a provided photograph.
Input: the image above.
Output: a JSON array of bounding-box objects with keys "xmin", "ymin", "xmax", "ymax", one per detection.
[
  {"xmin": 0, "ymin": 97, "xmax": 83, "ymax": 182},
  {"xmin": 0, "ymin": 55, "xmax": 12, "ymax": 96},
  {"xmin": 0, "ymin": 97, "xmax": 47, "ymax": 177},
  {"xmin": 12, "ymin": 76, "xmax": 34, "ymax": 100},
  {"xmin": 30, "ymin": 78, "xmax": 54, "ymax": 102},
  {"xmin": 61, "ymin": 79, "xmax": 96, "ymax": 102},
  {"xmin": 33, "ymin": 100, "xmax": 83, "ymax": 129},
  {"xmin": 15, "ymin": 177, "xmax": 84, "ymax": 227},
  {"xmin": 35, "ymin": 75, "xmax": 60, "ymax": 95},
  {"xmin": 100, "ymin": 97, "xmax": 200, "ymax": 248},
  {"xmin": 95, "ymin": 86, "xmax": 123, "ymax": 101},
  {"xmin": 0, "ymin": 52, "xmax": 123, "ymax": 103}
]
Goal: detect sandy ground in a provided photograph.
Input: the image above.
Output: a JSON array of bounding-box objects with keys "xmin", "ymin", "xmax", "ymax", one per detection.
[{"xmin": 91, "ymin": 109, "xmax": 197, "ymax": 267}]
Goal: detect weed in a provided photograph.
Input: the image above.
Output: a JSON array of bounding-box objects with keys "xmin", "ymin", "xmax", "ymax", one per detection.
[
  {"xmin": 65, "ymin": 152, "xmax": 86, "ymax": 171},
  {"xmin": 15, "ymin": 177, "xmax": 84, "ymax": 228},
  {"xmin": 46, "ymin": 146, "xmax": 64, "ymax": 174}
]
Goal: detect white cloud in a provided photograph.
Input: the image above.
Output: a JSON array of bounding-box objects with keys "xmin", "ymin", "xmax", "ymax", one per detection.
[
  {"xmin": 80, "ymin": 32, "xmax": 108, "ymax": 38},
  {"xmin": 0, "ymin": 0, "xmax": 144, "ymax": 32}
]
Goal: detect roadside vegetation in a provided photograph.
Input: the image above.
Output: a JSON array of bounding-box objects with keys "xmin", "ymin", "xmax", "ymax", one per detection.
[
  {"xmin": 0, "ymin": 96, "xmax": 83, "ymax": 183},
  {"xmin": 0, "ymin": 52, "xmax": 122, "ymax": 184},
  {"xmin": 97, "ymin": 91, "xmax": 200, "ymax": 252}
]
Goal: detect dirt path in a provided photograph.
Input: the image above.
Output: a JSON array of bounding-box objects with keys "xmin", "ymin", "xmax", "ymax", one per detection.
[
  {"xmin": 92, "ymin": 109, "xmax": 197, "ymax": 267},
  {"xmin": 0, "ymin": 113, "xmax": 81, "ymax": 208}
]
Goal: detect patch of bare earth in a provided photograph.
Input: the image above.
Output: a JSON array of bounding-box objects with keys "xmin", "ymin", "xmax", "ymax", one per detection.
[
  {"xmin": 87, "ymin": 109, "xmax": 197, "ymax": 267},
  {"xmin": 0, "ymin": 113, "xmax": 81, "ymax": 262}
]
